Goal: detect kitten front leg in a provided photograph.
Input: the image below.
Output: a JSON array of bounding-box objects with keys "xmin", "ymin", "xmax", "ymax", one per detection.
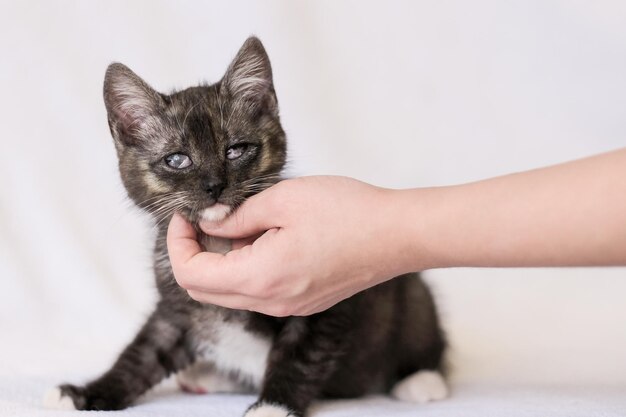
[
  {"xmin": 45, "ymin": 307, "xmax": 192, "ymax": 411},
  {"xmin": 246, "ymin": 313, "xmax": 352, "ymax": 417}
]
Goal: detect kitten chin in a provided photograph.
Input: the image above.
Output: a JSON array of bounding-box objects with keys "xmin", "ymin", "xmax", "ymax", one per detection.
[
  {"xmin": 175, "ymin": 203, "xmax": 232, "ymax": 225},
  {"xmin": 200, "ymin": 203, "xmax": 232, "ymax": 222}
]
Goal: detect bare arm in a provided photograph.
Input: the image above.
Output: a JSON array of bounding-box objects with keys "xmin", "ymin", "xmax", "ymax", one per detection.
[
  {"xmin": 408, "ymin": 148, "xmax": 626, "ymax": 270},
  {"xmin": 167, "ymin": 148, "xmax": 626, "ymax": 316}
]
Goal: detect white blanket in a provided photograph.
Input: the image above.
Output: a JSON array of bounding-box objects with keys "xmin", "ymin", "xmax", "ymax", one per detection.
[{"xmin": 3, "ymin": 376, "xmax": 625, "ymax": 417}]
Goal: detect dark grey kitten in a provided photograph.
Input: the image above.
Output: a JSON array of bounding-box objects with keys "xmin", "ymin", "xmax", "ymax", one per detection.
[{"xmin": 44, "ymin": 37, "xmax": 447, "ymax": 417}]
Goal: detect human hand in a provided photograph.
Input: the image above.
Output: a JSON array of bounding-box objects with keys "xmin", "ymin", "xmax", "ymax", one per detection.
[
  {"xmin": 167, "ymin": 149, "xmax": 626, "ymax": 316},
  {"xmin": 167, "ymin": 176, "xmax": 418, "ymax": 316}
]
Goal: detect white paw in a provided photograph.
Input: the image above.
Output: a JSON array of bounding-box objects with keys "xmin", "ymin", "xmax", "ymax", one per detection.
[
  {"xmin": 43, "ymin": 387, "xmax": 76, "ymax": 410},
  {"xmin": 177, "ymin": 362, "xmax": 243, "ymax": 394},
  {"xmin": 391, "ymin": 370, "xmax": 448, "ymax": 403},
  {"xmin": 244, "ymin": 403, "xmax": 294, "ymax": 417}
]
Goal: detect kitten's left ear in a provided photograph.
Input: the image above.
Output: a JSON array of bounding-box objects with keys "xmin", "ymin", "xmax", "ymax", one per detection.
[{"xmin": 222, "ymin": 36, "xmax": 278, "ymax": 115}]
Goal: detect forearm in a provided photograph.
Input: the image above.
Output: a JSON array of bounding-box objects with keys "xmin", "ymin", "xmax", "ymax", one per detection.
[{"xmin": 396, "ymin": 148, "xmax": 626, "ymax": 271}]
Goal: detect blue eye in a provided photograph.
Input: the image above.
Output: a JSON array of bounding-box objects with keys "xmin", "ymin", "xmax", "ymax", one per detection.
[
  {"xmin": 226, "ymin": 144, "xmax": 249, "ymax": 160},
  {"xmin": 165, "ymin": 153, "xmax": 192, "ymax": 169}
]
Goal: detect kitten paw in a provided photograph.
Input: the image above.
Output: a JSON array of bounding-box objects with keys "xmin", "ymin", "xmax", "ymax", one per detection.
[
  {"xmin": 43, "ymin": 386, "xmax": 78, "ymax": 410},
  {"xmin": 244, "ymin": 402, "xmax": 298, "ymax": 417},
  {"xmin": 391, "ymin": 370, "xmax": 448, "ymax": 403},
  {"xmin": 43, "ymin": 383, "xmax": 131, "ymax": 410}
]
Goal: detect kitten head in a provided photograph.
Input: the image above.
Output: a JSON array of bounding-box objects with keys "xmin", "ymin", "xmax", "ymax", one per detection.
[{"xmin": 103, "ymin": 37, "xmax": 286, "ymax": 224}]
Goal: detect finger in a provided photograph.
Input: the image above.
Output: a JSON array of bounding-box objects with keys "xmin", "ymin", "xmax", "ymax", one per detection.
[
  {"xmin": 186, "ymin": 290, "xmax": 293, "ymax": 317},
  {"xmin": 199, "ymin": 187, "xmax": 280, "ymax": 238},
  {"xmin": 231, "ymin": 233, "xmax": 262, "ymax": 250},
  {"xmin": 166, "ymin": 213, "xmax": 202, "ymax": 263},
  {"xmin": 168, "ymin": 216, "xmax": 273, "ymax": 294},
  {"xmin": 186, "ymin": 290, "xmax": 254, "ymax": 310},
  {"xmin": 167, "ymin": 213, "xmax": 235, "ymax": 292},
  {"xmin": 190, "ymin": 228, "xmax": 282, "ymax": 295}
]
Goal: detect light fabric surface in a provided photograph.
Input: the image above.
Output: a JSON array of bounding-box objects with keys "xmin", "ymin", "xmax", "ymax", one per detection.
[
  {"xmin": 4, "ymin": 378, "xmax": 626, "ymax": 417},
  {"xmin": 2, "ymin": 1, "xmax": 626, "ymax": 416}
]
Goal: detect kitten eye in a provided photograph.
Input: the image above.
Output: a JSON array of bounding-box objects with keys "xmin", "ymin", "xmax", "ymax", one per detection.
[
  {"xmin": 165, "ymin": 153, "xmax": 192, "ymax": 169},
  {"xmin": 226, "ymin": 144, "xmax": 249, "ymax": 160}
]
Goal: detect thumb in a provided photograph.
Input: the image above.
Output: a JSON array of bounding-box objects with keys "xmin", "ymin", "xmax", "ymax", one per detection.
[
  {"xmin": 200, "ymin": 186, "xmax": 280, "ymax": 238},
  {"xmin": 167, "ymin": 212, "xmax": 203, "ymax": 263},
  {"xmin": 167, "ymin": 212, "xmax": 241, "ymax": 292}
]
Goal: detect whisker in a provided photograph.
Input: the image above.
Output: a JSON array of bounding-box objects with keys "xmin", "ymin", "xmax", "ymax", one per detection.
[
  {"xmin": 153, "ymin": 201, "xmax": 189, "ymax": 229},
  {"xmin": 237, "ymin": 173, "xmax": 282, "ymax": 185}
]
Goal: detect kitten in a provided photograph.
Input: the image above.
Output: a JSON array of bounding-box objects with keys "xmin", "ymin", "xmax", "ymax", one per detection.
[{"xmin": 44, "ymin": 37, "xmax": 448, "ymax": 416}]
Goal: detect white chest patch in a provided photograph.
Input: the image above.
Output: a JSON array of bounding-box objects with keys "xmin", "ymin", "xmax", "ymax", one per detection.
[{"xmin": 199, "ymin": 322, "xmax": 271, "ymax": 388}]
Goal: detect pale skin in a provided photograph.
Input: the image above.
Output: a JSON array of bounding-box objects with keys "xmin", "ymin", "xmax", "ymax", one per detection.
[{"xmin": 167, "ymin": 148, "xmax": 626, "ymax": 317}]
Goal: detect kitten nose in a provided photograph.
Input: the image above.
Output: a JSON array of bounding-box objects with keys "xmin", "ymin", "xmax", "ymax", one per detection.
[{"xmin": 205, "ymin": 181, "xmax": 225, "ymax": 200}]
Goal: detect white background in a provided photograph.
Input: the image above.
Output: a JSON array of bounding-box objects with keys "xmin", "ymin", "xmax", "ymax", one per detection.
[{"xmin": 1, "ymin": 0, "xmax": 625, "ymax": 388}]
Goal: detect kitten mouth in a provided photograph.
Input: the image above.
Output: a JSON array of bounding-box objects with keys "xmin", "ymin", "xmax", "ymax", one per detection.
[{"xmin": 200, "ymin": 203, "xmax": 232, "ymax": 222}]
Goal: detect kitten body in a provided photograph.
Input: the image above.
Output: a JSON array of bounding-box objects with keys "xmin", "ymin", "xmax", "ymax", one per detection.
[{"xmin": 44, "ymin": 37, "xmax": 447, "ymax": 417}]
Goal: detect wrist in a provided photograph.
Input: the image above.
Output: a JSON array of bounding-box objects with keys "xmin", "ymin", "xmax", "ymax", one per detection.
[{"xmin": 387, "ymin": 186, "xmax": 458, "ymax": 273}]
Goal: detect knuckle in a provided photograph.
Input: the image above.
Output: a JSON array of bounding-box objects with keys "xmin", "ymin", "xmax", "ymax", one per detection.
[
  {"xmin": 186, "ymin": 290, "xmax": 202, "ymax": 302},
  {"xmin": 269, "ymin": 303, "xmax": 294, "ymax": 317},
  {"xmin": 272, "ymin": 179, "xmax": 291, "ymax": 194},
  {"xmin": 173, "ymin": 271, "xmax": 193, "ymax": 290},
  {"xmin": 262, "ymin": 192, "xmax": 282, "ymax": 215},
  {"xmin": 269, "ymin": 180, "xmax": 296, "ymax": 211},
  {"xmin": 288, "ymin": 275, "xmax": 311, "ymax": 299},
  {"xmin": 246, "ymin": 277, "xmax": 276, "ymax": 300},
  {"xmin": 242, "ymin": 275, "xmax": 277, "ymax": 300}
]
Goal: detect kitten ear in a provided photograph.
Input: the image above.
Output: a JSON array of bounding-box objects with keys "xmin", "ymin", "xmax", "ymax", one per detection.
[
  {"xmin": 222, "ymin": 37, "xmax": 277, "ymax": 114},
  {"xmin": 103, "ymin": 63, "xmax": 164, "ymax": 145}
]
